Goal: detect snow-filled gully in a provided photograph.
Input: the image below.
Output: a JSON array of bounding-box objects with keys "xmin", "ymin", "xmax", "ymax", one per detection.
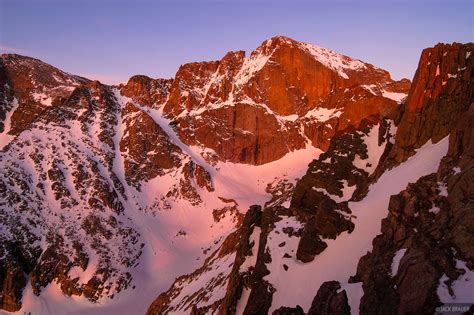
[{"xmin": 265, "ymin": 137, "xmax": 449, "ymax": 313}]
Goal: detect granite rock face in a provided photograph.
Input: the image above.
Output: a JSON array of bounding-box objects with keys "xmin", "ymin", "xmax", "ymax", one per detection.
[
  {"xmin": 387, "ymin": 43, "xmax": 473, "ymax": 165},
  {"xmin": 120, "ymin": 101, "xmax": 183, "ymax": 189},
  {"xmin": 120, "ymin": 75, "xmax": 172, "ymax": 107},
  {"xmin": 0, "ymin": 54, "xmax": 88, "ymax": 137},
  {"xmin": 162, "ymin": 36, "xmax": 408, "ymax": 165},
  {"xmin": 307, "ymin": 281, "xmax": 351, "ymax": 315}
]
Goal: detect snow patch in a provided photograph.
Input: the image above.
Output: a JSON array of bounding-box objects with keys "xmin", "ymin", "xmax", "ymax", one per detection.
[
  {"xmin": 239, "ymin": 227, "xmax": 261, "ymax": 272},
  {"xmin": 279, "ymin": 114, "xmax": 299, "ymax": 122},
  {"xmin": 300, "ymin": 42, "xmax": 367, "ymax": 79},
  {"xmin": 429, "ymin": 206, "xmax": 441, "ymax": 215},
  {"xmin": 437, "ymin": 260, "xmax": 474, "ymax": 303},
  {"xmin": 382, "ymin": 90, "xmax": 407, "ymax": 104},
  {"xmin": 32, "ymin": 91, "xmax": 53, "ymax": 106},
  {"xmin": 0, "ymin": 97, "xmax": 19, "ymax": 149},
  {"xmin": 304, "ymin": 106, "xmax": 342, "ymax": 121},
  {"xmin": 438, "ymin": 182, "xmax": 448, "ymax": 197},
  {"xmin": 390, "ymin": 248, "xmax": 407, "ymax": 277},
  {"xmin": 361, "ymin": 84, "xmax": 378, "ymax": 95},
  {"xmin": 312, "ymin": 180, "xmax": 357, "ymax": 203}
]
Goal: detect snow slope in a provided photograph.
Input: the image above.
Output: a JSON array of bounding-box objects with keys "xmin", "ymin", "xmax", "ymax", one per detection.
[
  {"xmin": 263, "ymin": 137, "xmax": 449, "ymax": 313},
  {"xmin": 0, "ymin": 97, "xmax": 18, "ymax": 149}
]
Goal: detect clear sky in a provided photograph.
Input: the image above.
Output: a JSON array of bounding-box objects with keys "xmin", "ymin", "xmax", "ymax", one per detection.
[{"xmin": 0, "ymin": 0, "xmax": 472, "ymax": 84}]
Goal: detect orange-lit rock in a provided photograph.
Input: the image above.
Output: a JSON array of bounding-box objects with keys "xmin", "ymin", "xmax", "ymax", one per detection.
[{"xmin": 161, "ymin": 36, "xmax": 410, "ymax": 164}]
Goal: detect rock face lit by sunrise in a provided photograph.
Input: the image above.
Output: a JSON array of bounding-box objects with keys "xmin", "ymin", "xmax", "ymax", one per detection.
[{"xmin": 0, "ymin": 1, "xmax": 472, "ymax": 314}]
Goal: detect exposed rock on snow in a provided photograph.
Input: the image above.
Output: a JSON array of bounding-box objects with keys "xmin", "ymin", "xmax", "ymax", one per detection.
[{"xmin": 307, "ymin": 281, "xmax": 351, "ymax": 315}]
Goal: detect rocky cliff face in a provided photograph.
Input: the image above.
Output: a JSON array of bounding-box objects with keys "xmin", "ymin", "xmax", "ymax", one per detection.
[
  {"xmin": 161, "ymin": 36, "xmax": 408, "ymax": 164},
  {"xmin": 385, "ymin": 43, "xmax": 473, "ymax": 165},
  {"xmin": 120, "ymin": 75, "xmax": 172, "ymax": 107},
  {"xmin": 120, "ymin": 101, "xmax": 184, "ymax": 189}
]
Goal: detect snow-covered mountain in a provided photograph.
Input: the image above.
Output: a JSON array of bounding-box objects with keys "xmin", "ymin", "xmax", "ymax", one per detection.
[{"xmin": 0, "ymin": 38, "xmax": 472, "ymax": 315}]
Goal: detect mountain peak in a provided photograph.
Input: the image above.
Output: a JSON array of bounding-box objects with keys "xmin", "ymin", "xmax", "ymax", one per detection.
[
  {"xmin": 261, "ymin": 36, "xmax": 368, "ymax": 79},
  {"xmin": 263, "ymin": 35, "xmax": 298, "ymax": 46},
  {"xmin": 158, "ymin": 36, "xmax": 410, "ymax": 164},
  {"xmin": 1, "ymin": 53, "xmax": 41, "ymax": 62}
]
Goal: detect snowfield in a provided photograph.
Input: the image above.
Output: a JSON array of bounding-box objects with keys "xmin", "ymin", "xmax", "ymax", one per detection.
[{"xmin": 264, "ymin": 137, "xmax": 449, "ymax": 313}]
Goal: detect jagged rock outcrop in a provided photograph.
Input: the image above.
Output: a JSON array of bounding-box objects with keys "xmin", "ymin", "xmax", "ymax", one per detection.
[
  {"xmin": 177, "ymin": 161, "xmax": 213, "ymax": 205},
  {"xmin": 239, "ymin": 207, "xmax": 289, "ymax": 315},
  {"xmin": 350, "ymin": 164, "xmax": 473, "ymax": 315},
  {"xmin": 218, "ymin": 205, "xmax": 263, "ymax": 315},
  {"xmin": 307, "ymin": 281, "xmax": 351, "ymax": 315},
  {"xmin": 385, "ymin": 43, "xmax": 473, "ymax": 165},
  {"xmin": 290, "ymin": 117, "xmax": 395, "ymax": 263},
  {"xmin": 120, "ymin": 101, "xmax": 183, "ymax": 189},
  {"xmin": 120, "ymin": 75, "xmax": 172, "ymax": 107}
]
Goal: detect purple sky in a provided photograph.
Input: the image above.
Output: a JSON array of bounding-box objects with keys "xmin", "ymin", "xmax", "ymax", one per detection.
[{"xmin": 0, "ymin": 0, "xmax": 472, "ymax": 84}]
